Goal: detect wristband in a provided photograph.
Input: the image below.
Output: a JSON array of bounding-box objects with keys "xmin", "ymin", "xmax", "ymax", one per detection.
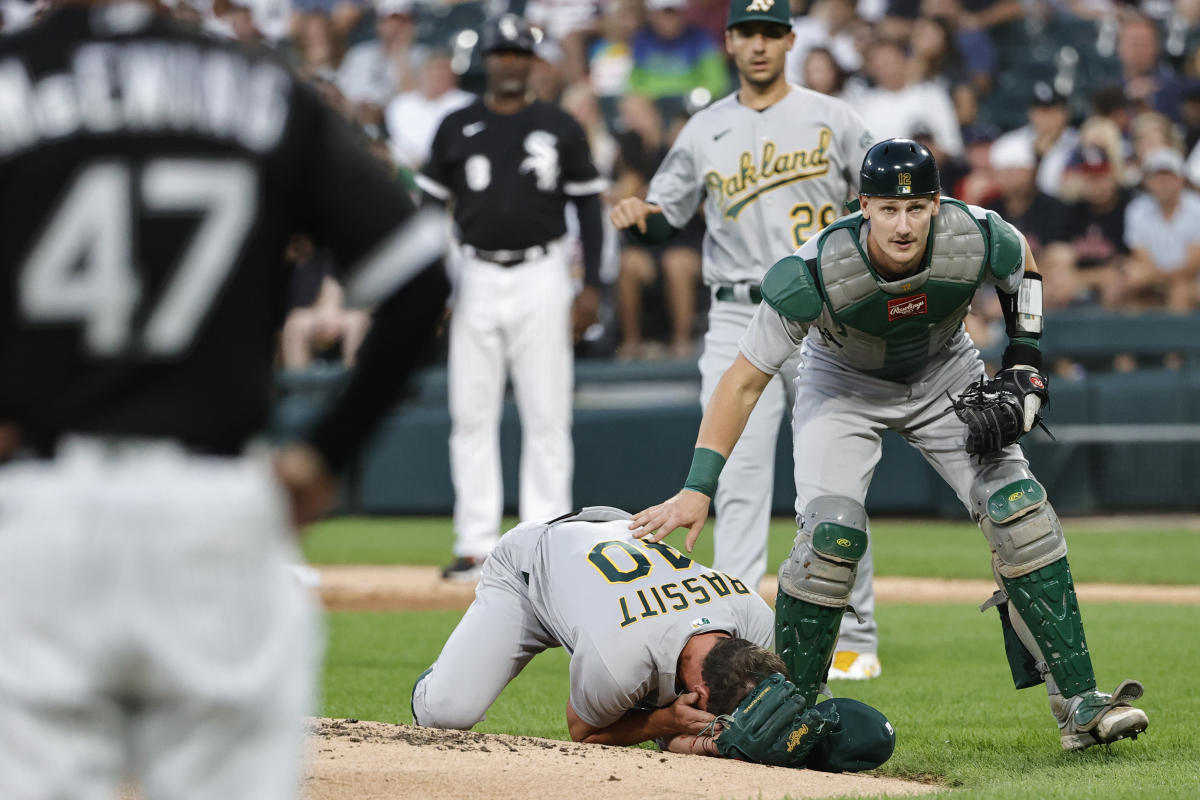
[
  {"xmin": 683, "ymin": 447, "xmax": 726, "ymax": 498},
  {"xmin": 1001, "ymin": 339, "xmax": 1042, "ymax": 371}
]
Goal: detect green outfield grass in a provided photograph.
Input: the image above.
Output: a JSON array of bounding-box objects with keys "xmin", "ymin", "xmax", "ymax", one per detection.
[
  {"xmin": 302, "ymin": 515, "xmax": 1200, "ymax": 585},
  {"xmin": 320, "ymin": 603, "xmax": 1200, "ymax": 799}
]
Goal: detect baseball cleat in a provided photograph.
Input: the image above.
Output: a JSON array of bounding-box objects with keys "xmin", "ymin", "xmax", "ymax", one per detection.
[
  {"xmin": 441, "ymin": 556, "xmax": 485, "ymax": 582},
  {"xmin": 827, "ymin": 651, "xmax": 882, "ymax": 681},
  {"xmin": 1054, "ymin": 680, "xmax": 1148, "ymax": 750}
]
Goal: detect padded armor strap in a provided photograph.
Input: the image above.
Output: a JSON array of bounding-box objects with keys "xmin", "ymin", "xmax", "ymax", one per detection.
[
  {"xmin": 760, "ymin": 255, "xmax": 823, "ymax": 323},
  {"xmin": 979, "ymin": 487, "xmax": 1066, "ymax": 579},
  {"xmin": 986, "ymin": 211, "xmax": 1024, "ymax": 280},
  {"xmin": 775, "ymin": 592, "xmax": 843, "ymax": 706},
  {"xmin": 1000, "ymin": 557, "xmax": 1097, "ymax": 698}
]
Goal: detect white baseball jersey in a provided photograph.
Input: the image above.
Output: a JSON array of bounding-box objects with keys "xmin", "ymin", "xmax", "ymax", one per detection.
[
  {"xmin": 412, "ymin": 508, "xmax": 774, "ymax": 731},
  {"xmin": 648, "ymin": 85, "xmax": 873, "ymax": 286}
]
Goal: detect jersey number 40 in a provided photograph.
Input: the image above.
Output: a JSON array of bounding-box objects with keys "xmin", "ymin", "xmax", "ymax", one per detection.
[{"xmin": 19, "ymin": 158, "xmax": 255, "ymax": 358}]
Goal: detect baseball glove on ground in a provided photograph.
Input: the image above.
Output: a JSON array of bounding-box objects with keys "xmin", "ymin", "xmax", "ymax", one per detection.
[
  {"xmin": 714, "ymin": 673, "xmax": 838, "ymax": 768},
  {"xmin": 951, "ymin": 377, "xmax": 1026, "ymax": 456}
]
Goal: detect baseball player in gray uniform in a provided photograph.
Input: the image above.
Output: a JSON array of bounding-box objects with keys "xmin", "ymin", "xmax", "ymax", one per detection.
[
  {"xmin": 610, "ymin": 0, "xmax": 879, "ymax": 681},
  {"xmin": 412, "ymin": 506, "xmax": 896, "ymax": 766},
  {"xmin": 632, "ymin": 139, "xmax": 1149, "ymax": 752}
]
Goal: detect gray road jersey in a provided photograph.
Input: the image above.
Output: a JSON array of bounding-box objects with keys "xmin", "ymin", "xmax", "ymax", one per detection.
[
  {"xmin": 740, "ymin": 200, "xmax": 1026, "ymax": 380},
  {"xmin": 526, "ymin": 507, "xmax": 774, "ymax": 729},
  {"xmin": 647, "ymin": 85, "xmax": 872, "ymax": 286}
]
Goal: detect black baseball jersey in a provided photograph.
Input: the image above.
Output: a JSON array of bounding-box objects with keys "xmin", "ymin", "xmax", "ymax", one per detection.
[
  {"xmin": 418, "ymin": 99, "xmax": 605, "ymax": 251},
  {"xmin": 0, "ymin": 5, "xmax": 445, "ymax": 457}
]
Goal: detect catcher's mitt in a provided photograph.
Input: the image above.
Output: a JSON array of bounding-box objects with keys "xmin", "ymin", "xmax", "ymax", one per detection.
[
  {"xmin": 714, "ymin": 673, "xmax": 838, "ymax": 768},
  {"xmin": 951, "ymin": 377, "xmax": 1026, "ymax": 456}
]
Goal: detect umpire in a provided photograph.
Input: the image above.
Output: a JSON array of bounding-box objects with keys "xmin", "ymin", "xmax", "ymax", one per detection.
[{"xmin": 418, "ymin": 14, "xmax": 606, "ymax": 580}]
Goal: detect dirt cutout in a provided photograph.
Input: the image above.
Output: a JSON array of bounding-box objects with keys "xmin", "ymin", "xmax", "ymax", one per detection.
[
  {"xmin": 306, "ymin": 718, "xmax": 938, "ymax": 800},
  {"xmin": 315, "ymin": 565, "xmax": 1200, "ymax": 612}
]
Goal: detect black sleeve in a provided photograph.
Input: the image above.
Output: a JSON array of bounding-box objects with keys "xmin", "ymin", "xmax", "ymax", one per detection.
[
  {"xmin": 292, "ymin": 83, "xmax": 423, "ymax": 277},
  {"xmin": 304, "ymin": 262, "xmax": 450, "ymax": 472},
  {"xmin": 416, "ymin": 115, "xmax": 455, "ymax": 203},
  {"xmin": 573, "ymin": 192, "xmax": 604, "ymax": 287}
]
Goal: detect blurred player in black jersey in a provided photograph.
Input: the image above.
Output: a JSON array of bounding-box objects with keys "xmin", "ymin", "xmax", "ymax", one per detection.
[
  {"xmin": 417, "ymin": 13, "xmax": 606, "ymax": 581},
  {"xmin": 0, "ymin": 3, "xmax": 448, "ymax": 798}
]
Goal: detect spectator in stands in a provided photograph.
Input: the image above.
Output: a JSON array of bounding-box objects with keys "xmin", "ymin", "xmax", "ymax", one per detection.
[
  {"xmin": 953, "ymin": 122, "xmax": 1002, "ymax": 206},
  {"xmin": 525, "ymin": 0, "xmax": 599, "ymax": 85},
  {"xmin": 628, "ymin": 0, "xmax": 730, "ymax": 107},
  {"xmin": 1057, "ymin": 144, "xmax": 1133, "ymax": 309},
  {"xmin": 1122, "ymin": 146, "xmax": 1200, "ymax": 311},
  {"xmin": 908, "ymin": 15, "xmax": 975, "ymax": 124},
  {"xmin": 1119, "ymin": 14, "xmax": 1184, "ymax": 122},
  {"xmin": 612, "ymin": 94, "xmax": 702, "ymax": 360},
  {"xmin": 337, "ymin": 0, "xmax": 421, "ymax": 128},
  {"xmin": 989, "ymin": 134, "xmax": 1068, "ymax": 255},
  {"xmin": 846, "ymin": 36, "xmax": 964, "ymax": 156},
  {"xmin": 784, "ymin": 0, "xmax": 862, "ymax": 87},
  {"xmin": 294, "ymin": 11, "xmax": 345, "ymax": 79},
  {"xmin": 384, "ymin": 49, "xmax": 474, "ymax": 170},
  {"xmin": 588, "ymin": 2, "xmax": 639, "ymax": 104},
  {"xmin": 990, "ymin": 81, "xmax": 1079, "ymax": 200},
  {"xmin": 1130, "ymin": 109, "xmax": 1185, "ymax": 177},
  {"xmin": 802, "ymin": 46, "xmax": 849, "ymax": 96},
  {"xmin": 280, "ymin": 238, "xmax": 372, "ymax": 370},
  {"xmin": 887, "ymin": 0, "xmax": 1006, "ymax": 94}
]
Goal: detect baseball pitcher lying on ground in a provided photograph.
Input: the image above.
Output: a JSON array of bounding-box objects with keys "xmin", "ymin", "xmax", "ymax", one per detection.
[{"xmin": 412, "ymin": 507, "xmax": 893, "ymax": 769}]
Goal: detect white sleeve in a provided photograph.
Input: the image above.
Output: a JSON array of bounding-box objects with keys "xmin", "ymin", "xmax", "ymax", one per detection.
[
  {"xmin": 645, "ymin": 122, "xmax": 703, "ymax": 229},
  {"xmin": 738, "ymin": 302, "xmax": 806, "ymax": 375},
  {"xmin": 568, "ymin": 635, "xmax": 653, "ymax": 728}
]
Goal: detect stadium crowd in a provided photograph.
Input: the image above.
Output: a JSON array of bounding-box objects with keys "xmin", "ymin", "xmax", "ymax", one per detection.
[{"xmin": 6, "ymin": 0, "xmax": 1198, "ymax": 369}]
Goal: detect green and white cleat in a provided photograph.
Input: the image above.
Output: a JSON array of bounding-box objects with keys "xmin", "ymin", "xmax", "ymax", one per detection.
[{"xmin": 1054, "ymin": 680, "xmax": 1148, "ymax": 751}]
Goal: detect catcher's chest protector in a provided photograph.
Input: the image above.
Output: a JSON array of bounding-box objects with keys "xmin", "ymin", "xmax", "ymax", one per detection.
[{"xmin": 811, "ymin": 201, "xmax": 991, "ymax": 379}]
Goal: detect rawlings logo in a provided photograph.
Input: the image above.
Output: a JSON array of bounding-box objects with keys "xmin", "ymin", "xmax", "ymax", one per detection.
[
  {"xmin": 1030, "ymin": 375, "xmax": 1045, "ymax": 389},
  {"xmin": 836, "ymin": 537, "xmax": 852, "ymax": 547},
  {"xmin": 1008, "ymin": 491, "xmax": 1024, "ymax": 501},
  {"xmin": 887, "ymin": 294, "xmax": 928, "ymax": 321},
  {"xmin": 786, "ymin": 724, "xmax": 810, "ymax": 752}
]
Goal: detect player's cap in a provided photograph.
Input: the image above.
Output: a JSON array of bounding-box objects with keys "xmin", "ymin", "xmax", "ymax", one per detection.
[
  {"xmin": 1030, "ymin": 81, "xmax": 1069, "ymax": 108},
  {"xmin": 1142, "ymin": 146, "xmax": 1184, "ymax": 176},
  {"xmin": 806, "ymin": 698, "xmax": 896, "ymax": 773},
  {"xmin": 374, "ymin": 0, "xmax": 413, "ymax": 17},
  {"xmin": 859, "ymin": 138, "xmax": 940, "ymax": 197},
  {"xmin": 988, "ymin": 134, "xmax": 1036, "ymax": 170},
  {"xmin": 727, "ymin": 0, "xmax": 791, "ymax": 30},
  {"xmin": 480, "ymin": 13, "xmax": 537, "ymax": 56}
]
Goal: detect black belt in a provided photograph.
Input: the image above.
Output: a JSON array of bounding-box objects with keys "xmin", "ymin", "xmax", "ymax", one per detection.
[
  {"xmin": 463, "ymin": 243, "xmax": 549, "ymax": 267},
  {"xmin": 715, "ymin": 284, "xmax": 763, "ymax": 304}
]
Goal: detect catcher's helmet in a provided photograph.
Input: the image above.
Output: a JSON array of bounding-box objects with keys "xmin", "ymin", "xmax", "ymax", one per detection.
[
  {"xmin": 480, "ymin": 14, "xmax": 536, "ymax": 56},
  {"xmin": 859, "ymin": 138, "xmax": 940, "ymax": 197}
]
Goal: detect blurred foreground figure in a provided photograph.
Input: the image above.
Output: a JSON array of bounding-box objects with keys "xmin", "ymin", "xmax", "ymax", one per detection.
[{"xmin": 0, "ymin": 2, "xmax": 448, "ymax": 798}]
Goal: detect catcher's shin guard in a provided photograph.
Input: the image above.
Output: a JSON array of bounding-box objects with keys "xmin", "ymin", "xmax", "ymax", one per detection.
[{"xmin": 776, "ymin": 496, "xmax": 870, "ymax": 705}]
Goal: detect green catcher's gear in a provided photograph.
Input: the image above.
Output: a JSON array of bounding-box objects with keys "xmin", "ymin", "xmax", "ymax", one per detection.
[
  {"xmin": 776, "ymin": 496, "xmax": 869, "ymax": 704},
  {"xmin": 1053, "ymin": 680, "xmax": 1148, "ymax": 751},
  {"xmin": 859, "ymin": 138, "xmax": 940, "ymax": 197},
  {"xmin": 760, "ymin": 254, "xmax": 823, "ymax": 324},
  {"xmin": 714, "ymin": 673, "xmax": 837, "ymax": 767}
]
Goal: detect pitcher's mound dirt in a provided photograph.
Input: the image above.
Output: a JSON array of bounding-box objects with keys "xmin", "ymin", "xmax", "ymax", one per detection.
[{"xmin": 306, "ymin": 718, "xmax": 939, "ymax": 800}]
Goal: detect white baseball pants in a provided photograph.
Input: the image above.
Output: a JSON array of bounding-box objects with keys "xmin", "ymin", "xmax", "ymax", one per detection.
[
  {"xmin": 449, "ymin": 241, "xmax": 575, "ymax": 559},
  {"xmin": 0, "ymin": 438, "xmax": 318, "ymax": 800}
]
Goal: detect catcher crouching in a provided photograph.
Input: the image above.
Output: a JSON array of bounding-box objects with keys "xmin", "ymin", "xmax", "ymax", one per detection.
[{"xmin": 411, "ymin": 507, "xmax": 892, "ymax": 769}]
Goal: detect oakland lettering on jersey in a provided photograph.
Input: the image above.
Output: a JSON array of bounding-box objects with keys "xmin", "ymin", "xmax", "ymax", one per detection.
[
  {"xmin": 0, "ymin": 43, "xmax": 290, "ymax": 157},
  {"xmin": 704, "ymin": 128, "xmax": 833, "ymax": 220},
  {"xmin": 615, "ymin": 570, "xmax": 752, "ymax": 628}
]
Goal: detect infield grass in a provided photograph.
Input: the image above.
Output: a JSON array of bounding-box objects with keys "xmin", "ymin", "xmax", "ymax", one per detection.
[
  {"xmin": 302, "ymin": 515, "xmax": 1200, "ymax": 585},
  {"xmin": 321, "ymin": 603, "xmax": 1200, "ymax": 799}
]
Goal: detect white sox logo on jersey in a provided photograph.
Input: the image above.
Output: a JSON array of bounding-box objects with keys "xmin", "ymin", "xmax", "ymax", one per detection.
[
  {"xmin": 705, "ymin": 128, "xmax": 833, "ymax": 220},
  {"xmin": 745, "ymin": 0, "xmax": 775, "ymax": 11},
  {"xmin": 520, "ymin": 131, "xmax": 560, "ymax": 192}
]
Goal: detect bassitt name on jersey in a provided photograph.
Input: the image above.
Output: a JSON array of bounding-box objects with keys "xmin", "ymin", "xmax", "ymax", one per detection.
[
  {"xmin": 615, "ymin": 570, "xmax": 752, "ymax": 629},
  {"xmin": 705, "ymin": 127, "xmax": 833, "ymax": 220},
  {"xmin": 0, "ymin": 43, "xmax": 290, "ymax": 158}
]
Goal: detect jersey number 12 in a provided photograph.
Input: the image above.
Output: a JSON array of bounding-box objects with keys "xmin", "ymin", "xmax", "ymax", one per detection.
[{"xmin": 19, "ymin": 158, "xmax": 256, "ymax": 358}]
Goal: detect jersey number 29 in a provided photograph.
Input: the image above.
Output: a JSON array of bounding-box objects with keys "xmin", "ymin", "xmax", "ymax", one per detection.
[{"xmin": 19, "ymin": 159, "xmax": 256, "ymax": 358}]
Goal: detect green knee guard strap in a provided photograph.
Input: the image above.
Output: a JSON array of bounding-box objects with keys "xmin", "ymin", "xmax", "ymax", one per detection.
[
  {"xmin": 1000, "ymin": 557, "xmax": 1096, "ymax": 698},
  {"xmin": 775, "ymin": 590, "xmax": 843, "ymax": 706}
]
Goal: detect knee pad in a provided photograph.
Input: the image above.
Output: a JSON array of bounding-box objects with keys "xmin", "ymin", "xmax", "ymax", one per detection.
[
  {"xmin": 778, "ymin": 495, "xmax": 869, "ymax": 607},
  {"xmin": 973, "ymin": 475, "xmax": 1066, "ymax": 579}
]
